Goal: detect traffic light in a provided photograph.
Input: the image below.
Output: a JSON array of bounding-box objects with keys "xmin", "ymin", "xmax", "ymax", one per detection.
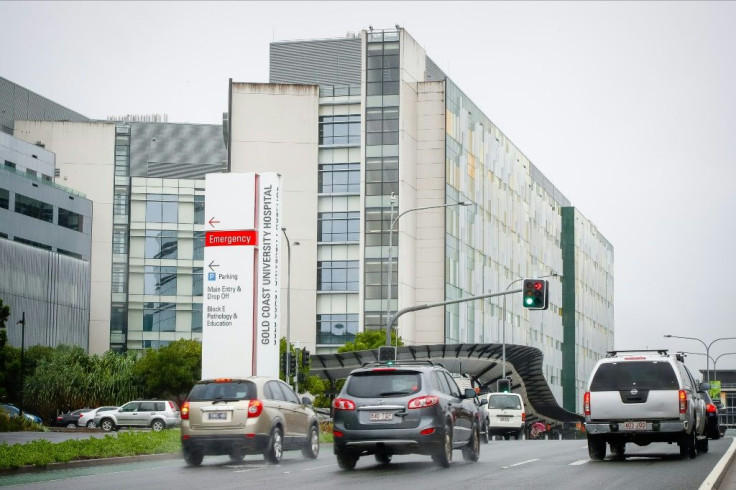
[
  {"xmin": 280, "ymin": 352, "xmax": 287, "ymax": 374},
  {"xmin": 302, "ymin": 348, "xmax": 310, "ymax": 368},
  {"xmin": 378, "ymin": 346, "xmax": 396, "ymax": 362},
  {"xmin": 497, "ymin": 378, "xmax": 511, "ymax": 393},
  {"xmin": 288, "ymin": 352, "xmax": 297, "ymax": 373},
  {"xmin": 522, "ymin": 278, "xmax": 549, "ymax": 310}
]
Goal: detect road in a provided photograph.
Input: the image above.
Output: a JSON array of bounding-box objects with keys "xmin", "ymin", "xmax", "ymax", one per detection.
[{"xmin": 1, "ymin": 436, "xmax": 734, "ymax": 489}]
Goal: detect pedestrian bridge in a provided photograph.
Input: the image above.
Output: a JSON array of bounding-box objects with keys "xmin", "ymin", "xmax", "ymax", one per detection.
[{"xmin": 310, "ymin": 343, "xmax": 583, "ymax": 423}]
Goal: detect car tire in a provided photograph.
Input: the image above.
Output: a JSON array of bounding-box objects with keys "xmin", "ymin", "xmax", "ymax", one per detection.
[
  {"xmin": 481, "ymin": 420, "xmax": 490, "ymax": 444},
  {"xmin": 462, "ymin": 425, "xmax": 481, "ymax": 462},
  {"xmin": 229, "ymin": 447, "xmax": 245, "ymax": 462},
  {"xmin": 336, "ymin": 449, "xmax": 359, "ymax": 470},
  {"xmin": 610, "ymin": 443, "xmax": 625, "ymax": 458},
  {"xmin": 264, "ymin": 426, "xmax": 283, "ymax": 464},
  {"xmin": 150, "ymin": 419, "xmax": 165, "ymax": 432},
  {"xmin": 302, "ymin": 424, "xmax": 320, "ymax": 459},
  {"xmin": 100, "ymin": 418, "xmax": 116, "ymax": 432},
  {"xmin": 503, "ymin": 434, "xmax": 510, "ymax": 441},
  {"xmin": 587, "ymin": 435, "xmax": 606, "ymax": 461},
  {"xmin": 679, "ymin": 431, "xmax": 697, "ymax": 459},
  {"xmin": 86, "ymin": 420, "xmax": 96, "ymax": 428},
  {"xmin": 375, "ymin": 452, "xmax": 392, "ymax": 464},
  {"xmin": 431, "ymin": 422, "xmax": 453, "ymax": 468},
  {"xmin": 66, "ymin": 422, "xmax": 77, "ymax": 428},
  {"xmin": 183, "ymin": 448, "xmax": 204, "ymax": 466},
  {"xmin": 697, "ymin": 436, "xmax": 709, "ymax": 454},
  {"xmin": 514, "ymin": 430, "xmax": 521, "ymax": 440}
]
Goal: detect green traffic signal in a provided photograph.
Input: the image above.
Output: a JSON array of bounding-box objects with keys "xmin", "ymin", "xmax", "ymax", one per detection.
[{"xmin": 522, "ymin": 278, "xmax": 549, "ymax": 310}]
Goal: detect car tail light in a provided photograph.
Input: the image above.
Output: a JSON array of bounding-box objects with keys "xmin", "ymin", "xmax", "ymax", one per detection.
[
  {"xmin": 247, "ymin": 399, "xmax": 263, "ymax": 418},
  {"xmin": 706, "ymin": 403, "xmax": 717, "ymax": 413},
  {"xmin": 408, "ymin": 395, "xmax": 439, "ymax": 409},
  {"xmin": 522, "ymin": 413, "xmax": 526, "ymax": 422},
  {"xmin": 420, "ymin": 428, "xmax": 436, "ymax": 435},
  {"xmin": 168, "ymin": 400, "xmax": 178, "ymax": 411},
  {"xmin": 679, "ymin": 390, "xmax": 687, "ymax": 413},
  {"xmin": 334, "ymin": 430, "xmax": 344, "ymax": 438},
  {"xmin": 583, "ymin": 391, "xmax": 591, "ymax": 416},
  {"xmin": 214, "ymin": 378, "xmax": 233, "ymax": 383},
  {"xmin": 181, "ymin": 401, "xmax": 190, "ymax": 420},
  {"xmin": 332, "ymin": 398, "xmax": 356, "ymax": 411},
  {"xmin": 372, "ymin": 368, "xmax": 396, "ymax": 372},
  {"xmin": 56, "ymin": 416, "xmax": 63, "ymax": 421}
]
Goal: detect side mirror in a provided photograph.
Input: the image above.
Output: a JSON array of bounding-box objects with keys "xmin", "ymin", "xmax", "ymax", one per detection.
[
  {"xmin": 463, "ymin": 388, "xmax": 476, "ymax": 399},
  {"xmin": 301, "ymin": 396, "xmax": 313, "ymax": 406},
  {"xmin": 480, "ymin": 398, "xmax": 488, "ymax": 406},
  {"xmin": 699, "ymin": 382, "xmax": 710, "ymax": 392}
]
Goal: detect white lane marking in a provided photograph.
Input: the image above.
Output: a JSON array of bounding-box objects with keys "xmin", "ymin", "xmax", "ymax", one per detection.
[
  {"xmin": 303, "ymin": 464, "xmax": 336, "ymax": 471},
  {"xmin": 699, "ymin": 436, "xmax": 736, "ymax": 490},
  {"xmin": 502, "ymin": 458, "xmax": 539, "ymax": 469},
  {"xmin": 569, "ymin": 460, "xmax": 588, "ymax": 465}
]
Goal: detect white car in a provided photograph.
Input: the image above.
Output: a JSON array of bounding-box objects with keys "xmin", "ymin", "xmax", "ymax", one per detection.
[
  {"xmin": 483, "ymin": 392, "xmax": 526, "ymax": 440},
  {"xmin": 78, "ymin": 406, "xmax": 118, "ymax": 428}
]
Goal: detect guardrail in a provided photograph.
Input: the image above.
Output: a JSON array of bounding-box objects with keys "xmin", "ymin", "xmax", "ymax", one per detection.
[{"xmin": 719, "ymin": 410, "xmax": 736, "ymax": 428}]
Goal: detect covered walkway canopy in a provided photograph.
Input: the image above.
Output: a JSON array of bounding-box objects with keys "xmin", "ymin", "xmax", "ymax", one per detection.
[{"xmin": 310, "ymin": 343, "xmax": 583, "ymax": 423}]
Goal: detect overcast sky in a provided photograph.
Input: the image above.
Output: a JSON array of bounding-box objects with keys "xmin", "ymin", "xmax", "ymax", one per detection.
[{"xmin": 3, "ymin": 1, "xmax": 736, "ymax": 376}]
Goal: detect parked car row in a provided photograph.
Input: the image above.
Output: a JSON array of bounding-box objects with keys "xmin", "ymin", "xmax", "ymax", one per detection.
[
  {"xmin": 47, "ymin": 401, "xmax": 181, "ymax": 430},
  {"xmin": 0, "ymin": 403, "xmax": 42, "ymax": 424}
]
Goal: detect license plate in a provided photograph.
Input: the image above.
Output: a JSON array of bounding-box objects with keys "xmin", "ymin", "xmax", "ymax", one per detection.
[
  {"xmin": 208, "ymin": 412, "xmax": 227, "ymax": 420},
  {"xmin": 622, "ymin": 421, "xmax": 647, "ymax": 430},
  {"xmin": 499, "ymin": 416, "xmax": 510, "ymax": 422},
  {"xmin": 369, "ymin": 412, "xmax": 393, "ymax": 421}
]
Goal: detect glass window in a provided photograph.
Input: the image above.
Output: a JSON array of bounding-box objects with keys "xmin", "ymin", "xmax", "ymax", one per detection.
[
  {"xmin": 113, "ymin": 187, "xmax": 128, "ymax": 217},
  {"xmin": 194, "ymin": 195, "xmax": 205, "ymax": 225},
  {"xmin": 193, "ymin": 267, "xmax": 203, "ymax": 296},
  {"xmin": 318, "ymin": 163, "xmax": 360, "ymax": 194},
  {"xmin": 142, "ymin": 340, "xmax": 171, "ymax": 348},
  {"xmin": 317, "ymin": 314, "xmax": 359, "ymax": 344},
  {"xmin": 58, "ymin": 208, "xmax": 83, "ymax": 232},
  {"xmin": 0, "ymin": 188, "xmax": 8, "ymax": 209},
  {"xmin": 319, "ymin": 115, "xmax": 360, "ymax": 146},
  {"xmin": 144, "ymin": 266, "xmax": 177, "ymax": 295},
  {"xmin": 145, "ymin": 230, "xmax": 178, "ymax": 259},
  {"xmin": 142, "ymin": 302, "xmax": 176, "ymax": 332},
  {"xmin": 146, "ymin": 194, "xmax": 178, "ymax": 223},
  {"xmin": 318, "ymin": 211, "xmax": 359, "ymax": 242},
  {"xmin": 278, "ymin": 382, "xmax": 301, "ymax": 404},
  {"xmin": 57, "ymin": 249, "xmax": 83, "ymax": 259},
  {"xmin": 14, "ymin": 236, "xmax": 51, "ymax": 250},
  {"xmin": 265, "ymin": 381, "xmax": 286, "ymax": 401},
  {"xmin": 14, "ymin": 193, "xmax": 53, "ymax": 223},
  {"xmin": 4, "ymin": 160, "xmax": 16, "ymax": 170},
  {"xmin": 590, "ymin": 362, "xmax": 678, "ymax": 391},
  {"xmin": 317, "ymin": 260, "xmax": 359, "ymax": 291},
  {"xmin": 193, "ymin": 231, "xmax": 205, "ymax": 260},
  {"xmin": 112, "ymin": 225, "xmax": 128, "ymax": 254},
  {"xmin": 110, "ymin": 303, "xmax": 127, "ymax": 334},
  {"xmin": 192, "ymin": 303, "xmax": 202, "ymax": 332},
  {"xmin": 112, "ymin": 264, "xmax": 127, "ymax": 293},
  {"xmin": 188, "ymin": 380, "xmax": 256, "ymax": 401},
  {"xmin": 346, "ymin": 371, "xmax": 422, "ymax": 397}
]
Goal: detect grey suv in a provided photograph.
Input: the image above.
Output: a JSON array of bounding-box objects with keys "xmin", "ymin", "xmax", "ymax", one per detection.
[
  {"xmin": 584, "ymin": 350, "xmax": 708, "ymax": 460},
  {"xmin": 96, "ymin": 400, "xmax": 180, "ymax": 432},
  {"xmin": 332, "ymin": 360, "xmax": 481, "ymax": 469}
]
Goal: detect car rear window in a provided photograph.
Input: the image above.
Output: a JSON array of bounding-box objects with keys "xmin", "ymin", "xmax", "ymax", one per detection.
[
  {"xmin": 488, "ymin": 394, "xmax": 522, "ymax": 410},
  {"xmin": 187, "ymin": 380, "xmax": 257, "ymax": 401},
  {"xmin": 590, "ymin": 361, "xmax": 678, "ymax": 391},
  {"xmin": 346, "ymin": 371, "xmax": 422, "ymax": 398}
]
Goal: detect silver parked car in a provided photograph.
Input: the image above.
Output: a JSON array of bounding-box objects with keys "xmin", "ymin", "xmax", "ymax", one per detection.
[
  {"xmin": 95, "ymin": 400, "xmax": 180, "ymax": 432},
  {"xmin": 78, "ymin": 406, "xmax": 118, "ymax": 428},
  {"xmin": 584, "ymin": 349, "xmax": 708, "ymax": 460}
]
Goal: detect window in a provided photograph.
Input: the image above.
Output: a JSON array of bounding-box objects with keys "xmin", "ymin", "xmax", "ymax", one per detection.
[
  {"xmin": 194, "ymin": 195, "xmax": 205, "ymax": 224},
  {"xmin": 590, "ymin": 362, "xmax": 678, "ymax": 391},
  {"xmin": 365, "ymin": 107, "xmax": 399, "ymax": 146},
  {"xmin": 318, "ymin": 163, "xmax": 360, "ymax": 194},
  {"xmin": 318, "ymin": 211, "xmax": 359, "ymax": 242},
  {"xmin": 144, "ymin": 266, "xmax": 177, "ymax": 295},
  {"xmin": 4, "ymin": 160, "xmax": 16, "ymax": 170},
  {"xmin": 112, "ymin": 225, "xmax": 128, "ymax": 254},
  {"xmin": 142, "ymin": 302, "xmax": 176, "ymax": 332},
  {"xmin": 26, "ymin": 169, "xmax": 37, "ymax": 179},
  {"xmin": 113, "ymin": 187, "xmax": 128, "ymax": 217},
  {"xmin": 143, "ymin": 340, "xmax": 170, "ymax": 348},
  {"xmin": 193, "ymin": 231, "xmax": 205, "ymax": 260},
  {"xmin": 319, "ymin": 115, "xmax": 360, "ymax": 146},
  {"xmin": 14, "ymin": 236, "xmax": 51, "ymax": 250},
  {"xmin": 146, "ymin": 194, "xmax": 178, "ymax": 223},
  {"xmin": 145, "ymin": 230, "xmax": 178, "ymax": 259},
  {"xmin": 58, "ymin": 208, "xmax": 83, "ymax": 232},
  {"xmin": 193, "ymin": 267, "xmax": 203, "ymax": 296},
  {"xmin": 317, "ymin": 314, "xmax": 358, "ymax": 344},
  {"xmin": 110, "ymin": 303, "xmax": 127, "ymax": 333},
  {"xmin": 14, "ymin": 193, "xmax": 53, "ymax": 223},
  {"xmin": 112, "ymin": 264, "xmax": 127, "ymax": 293},
  {"xmin": 192, "ymin": 303, "xmax": 202, "ymax": 332},
  {"xmin": 0, "ymin": 188, "xmax": 8, "ymax": 209},
  {"xmin": 346, "ymin": 371, "xmax": 421, "ymax": 398},
  {"xmin": 317, "ymin": 261, "xmax": 359, "ymax": 291},
  {"xmin": 57, "ymin": 249, "xmax": 83, "ymax": 259}
]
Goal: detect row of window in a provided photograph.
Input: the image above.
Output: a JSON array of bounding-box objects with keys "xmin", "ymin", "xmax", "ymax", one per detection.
[
  {"xmin": 4, "ymin": 160, "xmax": 53, "ymax": 182},
  {"xmin": 319, "ymin": 115, "xmax": 360, "ymax": 146},
  {"xmin": 0, "ymin": 188, "xmax": 84, "ymax": 232}
]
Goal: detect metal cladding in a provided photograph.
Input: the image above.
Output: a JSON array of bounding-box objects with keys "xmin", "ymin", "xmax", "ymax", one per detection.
[{"xmin": 310, "ymin": 343, "xmax": 583, "ymax": 423}]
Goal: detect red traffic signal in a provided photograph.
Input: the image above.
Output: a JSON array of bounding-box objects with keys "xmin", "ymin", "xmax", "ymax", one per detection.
[{"xmin": 522, "ymin": 279, "xmax": 549, "ymax": 310}]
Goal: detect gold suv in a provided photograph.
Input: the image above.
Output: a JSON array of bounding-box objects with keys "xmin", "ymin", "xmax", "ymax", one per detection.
[{"xmin": 181, "ymin": 377, "xmax": 320, "ymax": 466}]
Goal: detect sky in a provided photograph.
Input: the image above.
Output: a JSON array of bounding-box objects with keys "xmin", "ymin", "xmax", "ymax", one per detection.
[{"xmin": 3, "ymin": 1, "xmax": 736, "ymax": 377}]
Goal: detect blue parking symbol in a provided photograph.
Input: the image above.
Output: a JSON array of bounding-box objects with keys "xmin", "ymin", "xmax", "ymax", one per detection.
[{"xmin": 208, "ymin": 272, "xmax": 216, "ymax": 281}]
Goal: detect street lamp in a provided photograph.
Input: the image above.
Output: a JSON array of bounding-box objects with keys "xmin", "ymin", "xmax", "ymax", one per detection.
[
  {"xmin": 713, "ymin": 352, "xmax": 736, "ymax": 381},
  {"xmin": 282, "ymin": 228, "xmax": 299, "ymax": 384},
  {"xmin": 17, "ymin": 312, "xmax": 25, "ymax": 420},
  {"xmin": 384, "ymin": 195, "xmax": 469, "ymax": 346},
  {"xmin": 500, "ymin": 273, "xmax": 557, "ymax": 382},
  {"xmin": 663, "ymin": 334, "xmax": 736, "ymax": 382}
]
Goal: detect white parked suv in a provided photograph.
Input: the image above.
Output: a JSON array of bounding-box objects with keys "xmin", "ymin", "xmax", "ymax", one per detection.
[
  {"xmin": 482, "ymin": 392, "xmax": 526, "ymax": 440},
  {"xmin": 584, "ymin": 350, "xmax": 708, "ymax": 460},
  {"xmin": 95, "ymin": 400, "xmax": 181, "ymax": 432}
]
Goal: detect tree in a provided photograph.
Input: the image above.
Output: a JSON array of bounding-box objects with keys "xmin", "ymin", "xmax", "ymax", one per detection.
[
  {"xmin": 133, "ymin": 339, "xmax": 202, "ymax": 406},
  {"xmin": 337, "ymin": 329, "xmax": 403, "ymax": 353},
  {"xmin": 0, "ymin": 298, "xmax": 10, "ymax": 401}
]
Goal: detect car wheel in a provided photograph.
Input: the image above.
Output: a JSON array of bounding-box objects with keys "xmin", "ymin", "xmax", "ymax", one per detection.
[
  {"xmin": 86, "ymin": 420, "xmax": 96, "ymax": 428},
  {"xmin": 375, "ymin": 452, "xmax": 392, "ymax": 464},
  {"xmin": 697, "ymin": 436, "xmax": 709, "ymax": 454},
  {"xmin": 66, "ymin": 422, "xmax": 77, "ymax": 428},
  {"xmin": 587, "ymin": 435, "xmax": 606, "ymax": 461},
  {"xmin": 610, "ymin": 443, "xmax": 625, "ymax": 458},
  {"xmin": 150, "ymin": 419, "xmax": 165, "ymax": 432},
  {"xmin": 503, "ymin": 434, "xmax": 510, "ymax": 441},
  {"xmin": 462, "ymin": 425, "xmax": 481, "ymax": 462},
  {"xmin": 264, "ymin": 426, "xmax": 283, "ymax": 464},
  {"xmin": 431, "ymin": 422, "xmax": 453, "ymax": 468},
  {"xmin": 679, "ymin": 431, "xmax": 697, "ymax": 459},
  {"xmin": 301, "ymin": 424, "xmax": 320, "ymax": 459},
  {"xmin": 514, "ymin": 430, "xmax": 521, "ymax": 440},
  {"xmin": 336, "ymin": 449, "xmax": 359, "ymax": 470},
  {"xmin": 100, "ymin": 418, "xmax": 116, "ymax": 432},
  {"xmin": 183, "ymin": 448, "xmax": 204, "ymax": 466},
  {"xmin": 229, "ymin": 447, "xmax": 245, "ymax": 462},
  {"xmin": 481, "ymin": 420, "xmax": 490, "ymax": 444}
]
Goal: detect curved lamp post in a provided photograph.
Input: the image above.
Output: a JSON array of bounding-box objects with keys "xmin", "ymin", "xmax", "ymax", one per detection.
[
  {"xmin": 663, "ymin": 334, "xmax": 736, "ymax": 382},
  {"xmin": 281, "ymin": 228, "xmax": 299, "ymax": 385}
]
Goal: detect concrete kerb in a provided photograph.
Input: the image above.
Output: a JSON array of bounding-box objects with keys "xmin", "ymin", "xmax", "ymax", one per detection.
[
  {"xmin": 0, "ymin": 452, "xmax": 181, "ymax": 477},
  {"xmin": 699, "ymin": 436, "xmax": 736, "ymax": 490}
]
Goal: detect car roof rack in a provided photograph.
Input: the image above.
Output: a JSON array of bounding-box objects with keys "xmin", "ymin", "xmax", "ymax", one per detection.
[
  {"xmin": 606, "ymin": 349, "xmax": 669, "ymax": 358},
  {"xmin": 360, "ymin": 359, "xmax": 441, "ymax": 368}
]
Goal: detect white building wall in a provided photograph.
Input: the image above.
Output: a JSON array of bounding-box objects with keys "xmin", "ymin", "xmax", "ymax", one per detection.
[
  {"xmin": 14, "ymin": 120, "xmax": 116, "ymax": 354},
  {"xmin": 229, "ymin": 83, "xmax": 320, "ymax": 351}
]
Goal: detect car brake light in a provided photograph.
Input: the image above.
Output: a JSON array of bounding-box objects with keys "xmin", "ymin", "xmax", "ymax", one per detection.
[
  {"xmin": 181, "ymin": 401, "xmax": 190, "ymax": 420},
  {"xmin": 372, "ymin": 368, "xmax": 396, "ymax": 372},
  {"xmin": 679, "ymin": 390, "xmax": 687, "ymax": 413},
  {"xmin": 333, "ymin": 430, "xmax": 344, "ymax": 438},
  {"xmin": 214, "ymin": 378, "xmax": 232, "ymax": 383},
  {"xmin": 420, "ymin": 428, "xmax": 436, "ymax": 435},
  {"xmin": 706, "ymin": 403, "xmax": 717, "ymax": 413},
  {"xmin": 332, "ymin": 398, "xmax": 356, "ymax": 411},
  {"xmin": 408, "ymin": 395, "xmax": 439, "ymax": 409},
  {"xmin": 168, "ymin": 400, "xmax": 177, "ymax": 411},
  {"xmin": 247, "ymin": 399, "xmax": 263, "ymax": 418},
  {"xmin": 522, "ymin": 413, "xmax": 526, "ymax": 422},
  {"xmin": 624, "ymin": 356, "xmax": 646, "ymax": 360},
  {"xmin": 583, "ymin": 391, "xmax": 591, "ymax": 416}
]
